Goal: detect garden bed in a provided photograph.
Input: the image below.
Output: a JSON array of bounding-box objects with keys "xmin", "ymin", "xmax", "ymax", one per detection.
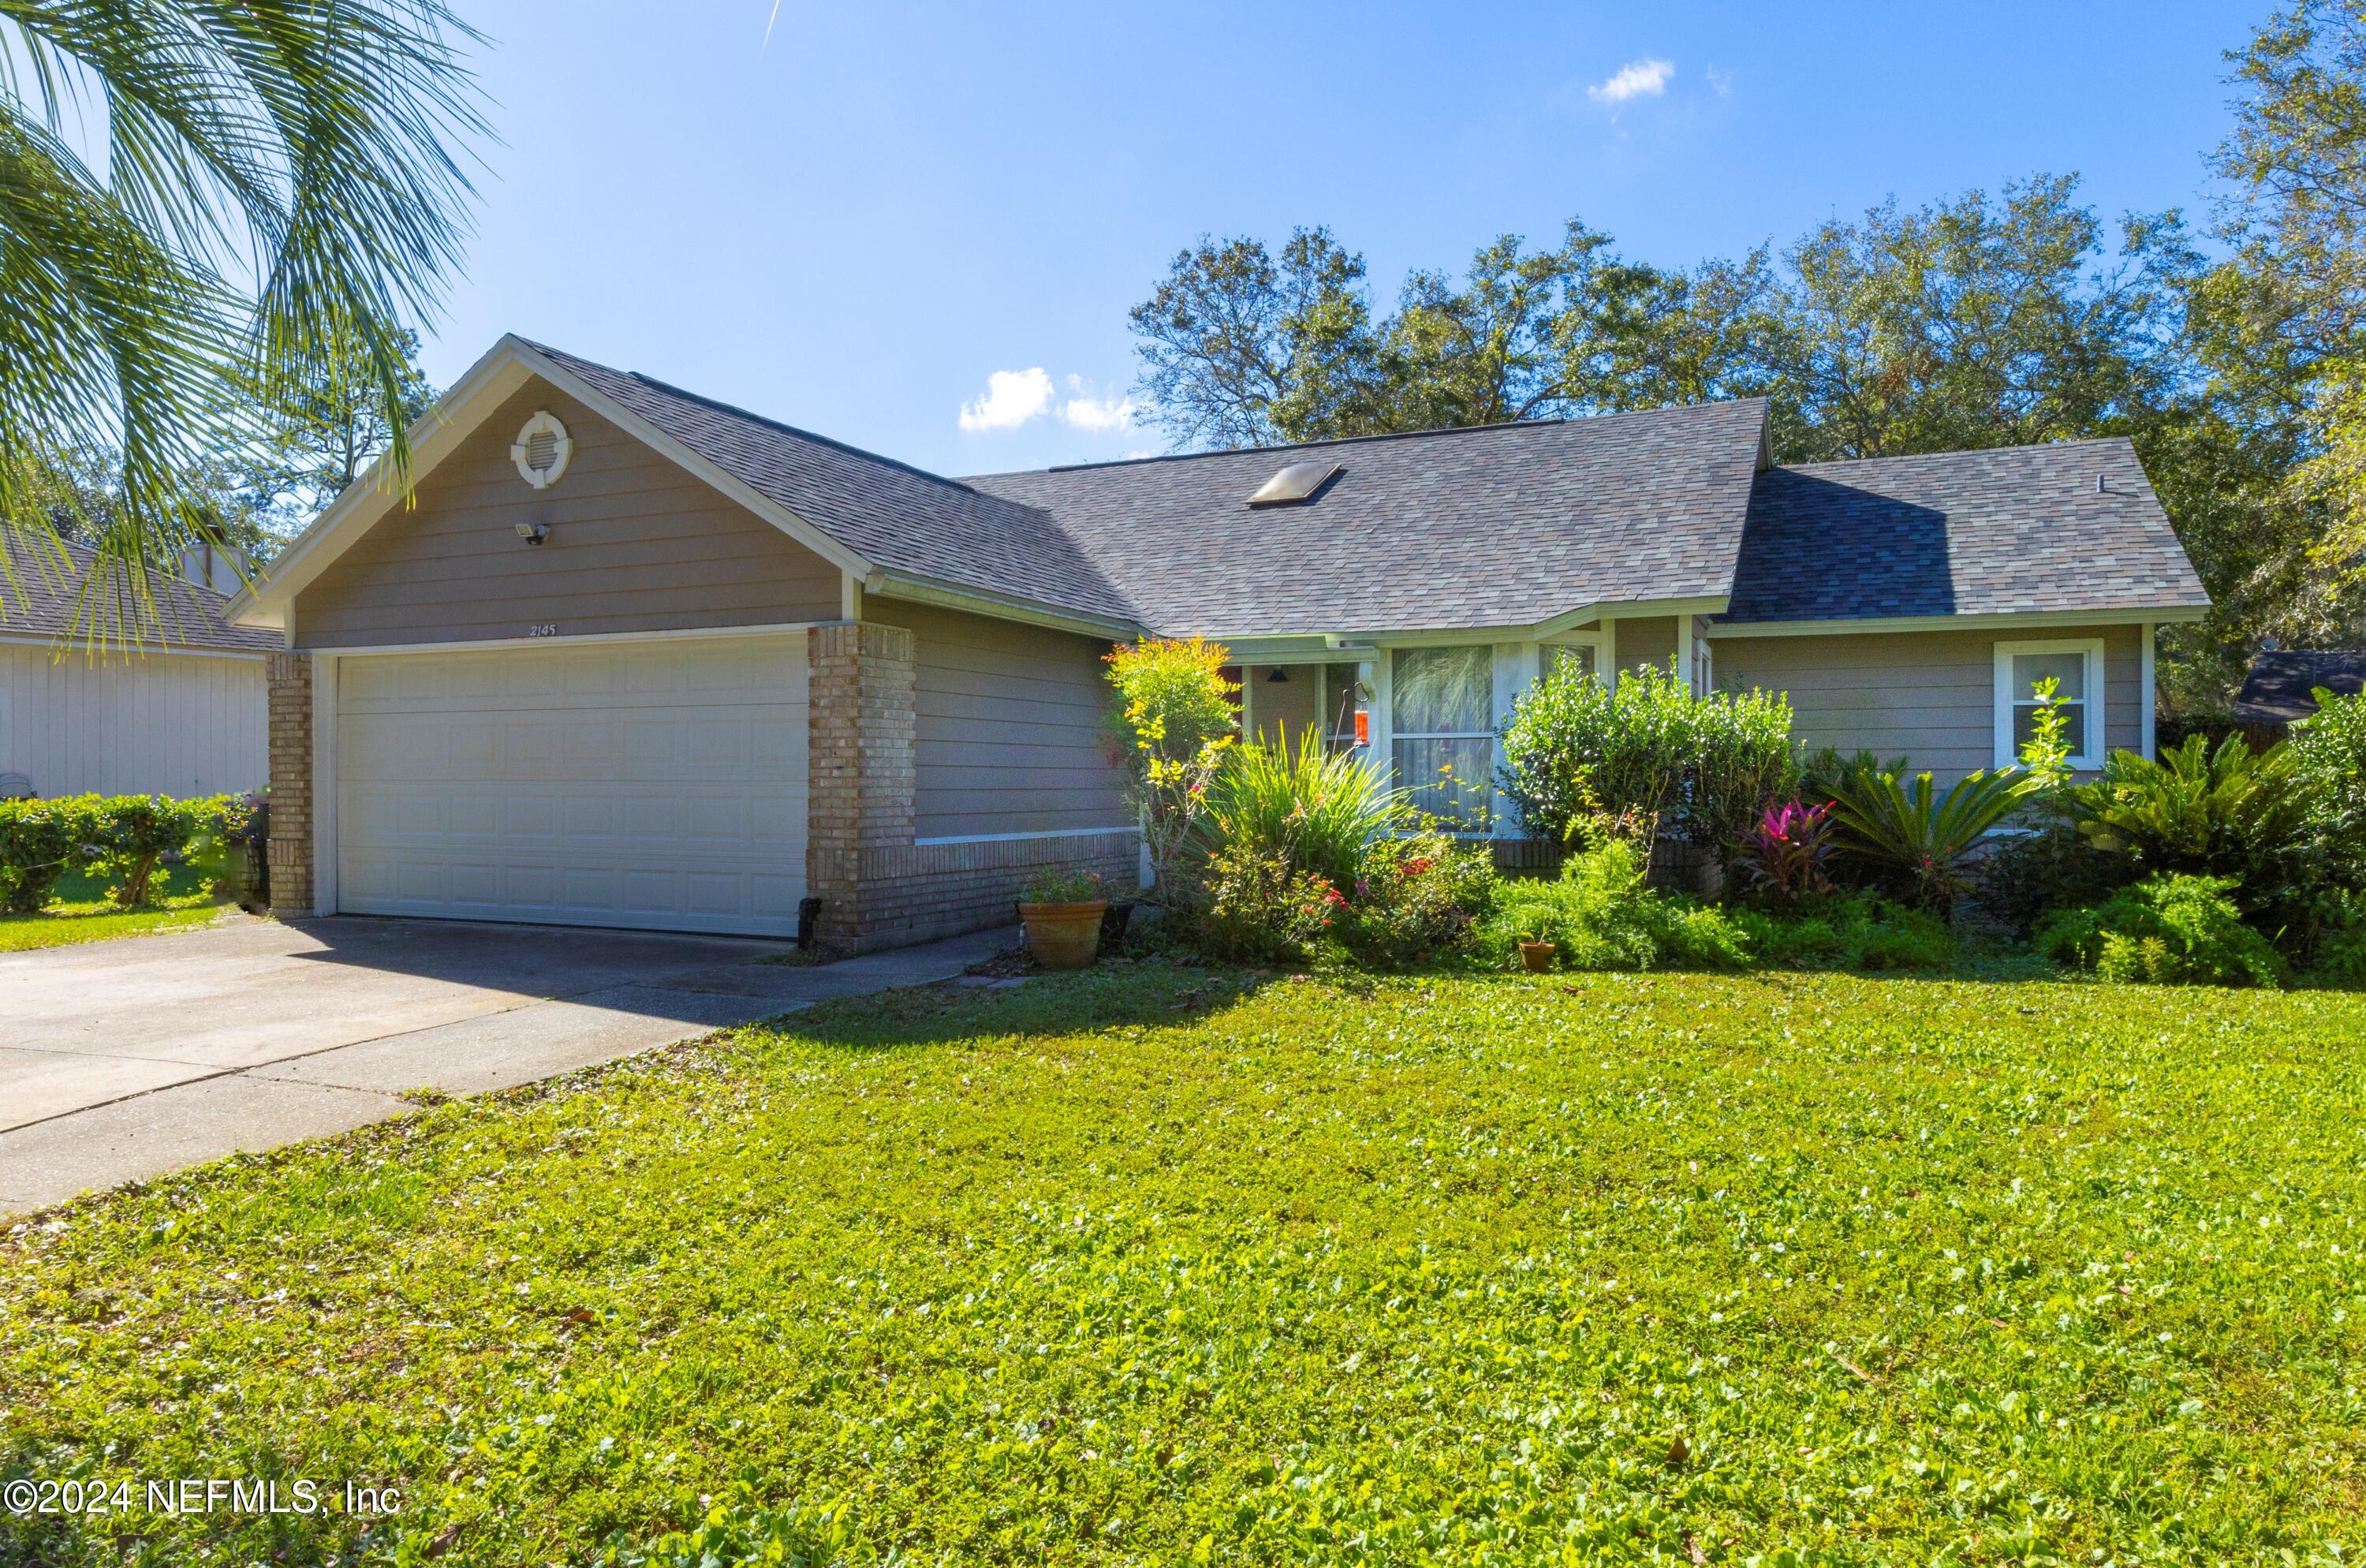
[{"xmin": 5, "ymin": 966, "xmax": 2361, "ymax": 1562}]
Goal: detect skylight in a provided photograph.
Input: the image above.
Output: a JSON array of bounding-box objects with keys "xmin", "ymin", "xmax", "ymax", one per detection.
[{"xmin": 1246, "ymin": 461, "xmax": 1342, "ymax": 508}]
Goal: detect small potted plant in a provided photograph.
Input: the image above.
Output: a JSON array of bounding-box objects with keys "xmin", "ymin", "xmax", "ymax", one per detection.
[
  {"xmin": 1016, "ymin": 865, "xmax": 1111, "ymax": 970},
  {"xmin": 1516, "ymin": 924, "xmax": 1558, "ymax": 973}
]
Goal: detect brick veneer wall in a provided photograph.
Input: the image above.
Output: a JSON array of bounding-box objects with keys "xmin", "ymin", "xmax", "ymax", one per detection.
[
  {"xmin": 806, "ymin": 620, "xmax": 1139, "ymax": 953},
  {"xmin": 265, "ymin": 651, "xmax": 315, "ymax": 915}
]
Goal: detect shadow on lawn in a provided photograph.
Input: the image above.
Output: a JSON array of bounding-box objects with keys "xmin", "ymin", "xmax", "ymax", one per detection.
[{"xmin": 774, "ymin": 958, "xmax": 1286, "ymax": 1051}]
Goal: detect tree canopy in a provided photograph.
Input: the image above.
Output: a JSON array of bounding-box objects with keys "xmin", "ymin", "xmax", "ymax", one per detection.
[{"xmin": 1127, "ymin": 5, "xmax": 2366, "ymax": 713}]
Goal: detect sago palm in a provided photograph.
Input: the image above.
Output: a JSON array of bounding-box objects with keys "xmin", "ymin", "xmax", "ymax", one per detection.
[{"xmin": 0, "ymin": 0, "xmax": 484, "ymax": 642}]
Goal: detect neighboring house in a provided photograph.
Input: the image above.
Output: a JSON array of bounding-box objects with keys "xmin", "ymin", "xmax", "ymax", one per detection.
[
  {"xmin": 2229, "ymin": 648, "xmax": 2366, "ymax": 745},
  {"xmin": 1, "ymin": 536, "xmax": 274, "ymax": 800},
  {"xmin": 225, "ymin": 335, "xmax": 2211, "ymax": 950}
]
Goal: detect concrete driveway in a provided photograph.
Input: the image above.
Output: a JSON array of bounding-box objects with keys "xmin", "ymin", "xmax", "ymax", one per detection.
[{"xmin": 0, "ymin": 914, "xmax": 1011, "ymax": 1216}]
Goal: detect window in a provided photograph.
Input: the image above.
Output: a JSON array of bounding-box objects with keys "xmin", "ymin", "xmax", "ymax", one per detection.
[
  {"xmin": 1391, "ymin": 646, "xmax": 1494, "ymax": 827},
  {"xmin": 1994, "ymin": 639, "xmax": 2104, "ymax": 768},
  {"xmin": 1541, "ymin": 642, "xmax": 1597, "ymax": 681}
]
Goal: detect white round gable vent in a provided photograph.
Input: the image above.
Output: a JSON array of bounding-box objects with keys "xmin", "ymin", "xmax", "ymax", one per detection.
[{"xmin": 510, "ymin": 411, "xmax": 573, "ymax": 490}]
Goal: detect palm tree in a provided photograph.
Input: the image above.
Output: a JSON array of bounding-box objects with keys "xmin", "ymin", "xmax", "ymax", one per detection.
[{"xmin": 0, "ymin": 0, "xmax": 485, "ymax": 642}]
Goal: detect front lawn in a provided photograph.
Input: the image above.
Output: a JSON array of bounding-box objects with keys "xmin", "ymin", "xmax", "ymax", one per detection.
[
  {"xmin": 0, "ymin": 895, "xmax": 222, "ymax": 953},
  {"xmin": 4, "ymin": 967, "xmax": 2362, "ymax": 1563}
]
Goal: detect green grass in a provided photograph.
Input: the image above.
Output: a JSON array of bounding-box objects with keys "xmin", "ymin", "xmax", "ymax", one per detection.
[
  {"xmin": 0, "ymin": 864, "xmax": 229, "ymax": 952},
  {"xmin": 0, "ymin": 897, "xmax": 222, "ymax": 952},
  {"xmin": 4, "ymin": 966, "xmax": 2364, "ymax": 1564}
]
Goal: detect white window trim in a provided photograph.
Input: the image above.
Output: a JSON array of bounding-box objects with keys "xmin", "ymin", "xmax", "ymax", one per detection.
[{"xmin": 1994, "ymin": 637, "xmax": 2105, "ymax": 770}]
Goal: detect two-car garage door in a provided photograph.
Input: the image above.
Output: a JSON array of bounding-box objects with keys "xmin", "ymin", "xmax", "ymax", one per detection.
[{"xmin": 334, "ymin": 635, "xmax": 806, "ymax": 935}]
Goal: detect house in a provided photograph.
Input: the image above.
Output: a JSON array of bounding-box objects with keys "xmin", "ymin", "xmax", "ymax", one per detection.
[
  {"xmin": 224, "ymin": 335, "xmax": 2210, "ymax": 950},
  {"xmin": 1, "ymin": 536, "xmax": 275, "ymax": 800},
  {"xmin": 2230, "ymin": 648, "xmax": 2366, "ymax": 744}
]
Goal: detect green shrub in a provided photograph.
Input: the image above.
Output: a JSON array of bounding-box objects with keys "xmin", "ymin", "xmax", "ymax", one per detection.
[
  {"xmin": 1204, "ymin": 726, "xmax": 1405, "ymax": 889},
  {"xmin": 1825, "ymin": 764, "xmax": 2035, "ymax": 913},
  {"xmin": 1969, "ymin": 678, "xmax": 2126, "ymax": 935},
  {"xmin": 2286, "ymin": 685, "xmax": 2366, "ymax": 883},
  {"xmin": 2312, "ymin": 909, "xmax": 2366, "ymax": 987},
  {"xmin": 1495, "ymin": 660, "xmax": 1797, "ymax": 863},
  {"xmin": 1480, "ymin": 840, "xmax": 1749, "ymax": 973},
  {"xmin": 0, "ymin": 793, "xmax": 245, "ymax": 912},
  {"xmin": 0, "ymin": 796, "xmax": 95, "ymax": 913},
  {"xmin": 2035, "ymin": 873, "xmax": 2287, "ymax": 987},
  {"xmin": 1730, "ymin": 894, "xmax": 1957, "ymax": 970},
  {"xmin": 2068, "ymin": 734, "xmax": 2316, "ymax": 928}
]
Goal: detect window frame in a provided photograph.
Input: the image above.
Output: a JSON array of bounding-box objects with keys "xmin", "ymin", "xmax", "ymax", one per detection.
[{"xmin": 1993, "ymin": 637, "xmax": 2105, "ymax": 770}]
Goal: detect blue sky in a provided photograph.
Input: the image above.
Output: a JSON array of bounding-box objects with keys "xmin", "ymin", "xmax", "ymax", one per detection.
[{"xmin": 430, "ymin": 1, "xmax": 2262, "ymax": 477}]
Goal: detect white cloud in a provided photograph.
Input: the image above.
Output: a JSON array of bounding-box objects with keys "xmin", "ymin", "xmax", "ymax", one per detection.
[
  {"xmin": 1587, "ymin": 58, "xmax": 1674, "ymax": 105},
  {"xmin": 1062, "ymin": 393, "xmax": 1136, "ymax": 432},
  {"xmin": 1705, "ymin": 65, "xmax": 1733, "ymax": 96},
  {"xmin": 957, "ymin": 368, "xmax": 1054, "ymax": 431}
]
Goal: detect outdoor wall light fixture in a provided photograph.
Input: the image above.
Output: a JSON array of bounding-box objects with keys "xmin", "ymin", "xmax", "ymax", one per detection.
[
  {"xmin": 514, "ymin": 522, "xmax": 550, "ymax": 546},
  {"xmin": 1267, "ymin": 666, "xmax": 1289, "ymax": 682}
]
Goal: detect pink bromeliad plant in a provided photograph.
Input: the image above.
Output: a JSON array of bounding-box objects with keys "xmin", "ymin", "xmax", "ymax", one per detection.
[{"xmin": 1738, "ymin": 798, "xmax": 1838, "ymax": 903}]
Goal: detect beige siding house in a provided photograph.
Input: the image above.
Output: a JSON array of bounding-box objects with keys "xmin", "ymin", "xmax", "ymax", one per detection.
[
  {"xmin": 2, "ymin": 539, "xmax": 275, "ymax": 800},
  {"xmin": 227, "ymin": 335, "xmax": 2208, "ymax": 950}
]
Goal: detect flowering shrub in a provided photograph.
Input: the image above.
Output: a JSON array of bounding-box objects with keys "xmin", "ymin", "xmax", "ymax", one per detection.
[
  {"xmin": 1200, "ymin": 843, "xmax": 1345, "ymax": 963},
  {"xmin": 1327, "ymin": 831, "xmax": 1495, "ymax": 969},
  {"xmin": 1735, "ymin": 799, "xmax": 1837, "ymax": 903},
  {"xmin": 1104, "ymin": 637, "xmax": 1237, "ymax": 902}
]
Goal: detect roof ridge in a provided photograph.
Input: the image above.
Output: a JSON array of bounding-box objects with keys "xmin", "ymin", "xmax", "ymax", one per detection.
[
  {"xmin": 963, "ymin": 395, "xmax": 1771, "ymax": 480},
  {"xmin": 1773, "ymin": 435, "xmax": 2136, "ymax": 476}
]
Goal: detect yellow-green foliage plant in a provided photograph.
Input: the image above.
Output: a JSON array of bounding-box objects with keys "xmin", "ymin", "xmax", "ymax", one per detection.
[{"xmin": 1103, "ymin": 636, "xmax": 1238, "ymax": 903}]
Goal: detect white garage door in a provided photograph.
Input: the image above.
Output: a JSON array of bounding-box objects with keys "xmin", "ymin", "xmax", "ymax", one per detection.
[{"xmin": 335, "ymin": 635, "xmax": 806, "ymax": 935}]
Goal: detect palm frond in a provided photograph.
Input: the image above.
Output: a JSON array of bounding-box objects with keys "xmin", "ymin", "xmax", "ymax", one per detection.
[{"xmin": 0, "ymin": 0, "xmax": 483, "ymax": 645}]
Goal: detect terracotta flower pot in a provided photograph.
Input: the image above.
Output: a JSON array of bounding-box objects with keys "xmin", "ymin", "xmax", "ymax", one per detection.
[
  {"xmin": 1019, "ymin": 899, "xmax": 1110, "ymax": 970},
  {"xmin": 1517, "ymin": 940, "xmax": 1557, "ymax": 973}
]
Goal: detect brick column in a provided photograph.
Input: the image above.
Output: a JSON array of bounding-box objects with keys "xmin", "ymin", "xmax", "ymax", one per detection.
[
  {"xmin": 806, "ymin": 622, "xmax": 916, "ymax": 950},
  {"xmin": 266, "ymin": 651, "xmax": 315, "ymax": 915}
]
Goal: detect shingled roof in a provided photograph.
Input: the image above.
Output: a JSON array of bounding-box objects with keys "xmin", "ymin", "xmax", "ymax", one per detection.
[
  {"xmin": 2232, "ymin": 649, "xmax": 2366, "ymax": 726},
  {"xmin": 0, "ymin": 535, "xmax": 278, "ymax": 652},
  {"xmin": 1724, "ymin": 439, "xmax": 2209, "ymax": 624},
  {"xmin": 961, "ymin": 398, "xmax": 1771, "ymax": 637},
  {"xmin": 429, "ymin": 340, "xmax": 2208, "ymax": 639}
]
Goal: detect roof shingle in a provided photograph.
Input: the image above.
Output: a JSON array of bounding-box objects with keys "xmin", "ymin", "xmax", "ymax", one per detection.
[
  {"xmin": 1724, "ymin": 440, "xmax": 2208, "ymax": 624},
  {"xmin": 514, "ymin": 340, "xmax": 2211, "ymax": 637},
  {"xmin": 0, "ymin": 535, "xmax": 279, "ymax": 652}
]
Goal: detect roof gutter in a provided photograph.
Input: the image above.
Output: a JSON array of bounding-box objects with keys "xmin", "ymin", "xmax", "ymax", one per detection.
[{"xmin": 1707, "ymin": 605, "xmax": 2210, "ymax": 639}]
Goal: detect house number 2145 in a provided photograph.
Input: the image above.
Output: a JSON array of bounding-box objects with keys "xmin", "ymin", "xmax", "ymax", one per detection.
[{"xmin": 526, "ymin": 623, "xmax": 558, "ymax": 637}]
